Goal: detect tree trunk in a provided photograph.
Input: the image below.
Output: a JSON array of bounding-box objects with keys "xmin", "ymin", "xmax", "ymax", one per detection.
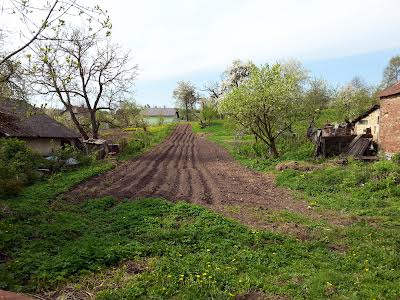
[
  {"xmin": 269, "ymin": 139, "xmax": 279, "ymax": 157},
  {"xmin": 90, "ymin": 111, "xmax": 99, "ymax": 139},
  {"xmin": 185, "ymin": 102, "xmax": 189, "ymax": 121},
  {"xmin": 66, "ymin": 108, "xmax": 89, "ymax": 140}
]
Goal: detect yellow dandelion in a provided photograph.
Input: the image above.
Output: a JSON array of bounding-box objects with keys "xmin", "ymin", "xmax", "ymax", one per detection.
[
  {"xmin": 196, "ymin": 274, "xmax": 201, "ymax": 278},
  {"xmin": 203, "ymin": 273, "xmax": 207, "ymax": 276},
  {"xmin": 207, "ymin": 249, "xmax": 210, "ymax": 252},
  {"xmin": 167, "ymin": 275, "xmax": 172, "ymax": 278},
  {"xmin": 209, "ymin": 276, "xmax": 213, "ymax": 279},
  {"xmin": 365, "ymin": 268, "xmax": 369, "ymax": 272},
  {"xmin": 179, "ymin": 278, "xmax": 184, "ymax": 281}
]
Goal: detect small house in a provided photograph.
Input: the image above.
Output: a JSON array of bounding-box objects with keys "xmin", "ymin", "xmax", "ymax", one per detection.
[
  {"xmin": 0, "ymin": 98, "xmax": 81, "ymax": 156},
  {"xmin": 143, "ymin": 107, "xmax": 179, "ymax": 124},
  {"xmin": 378, "ymin": 81, "xmax": 400, "ymax": 155},
  {"xmin": 351, "ymin": 104, "xmax": 380, "ymax": 141}
]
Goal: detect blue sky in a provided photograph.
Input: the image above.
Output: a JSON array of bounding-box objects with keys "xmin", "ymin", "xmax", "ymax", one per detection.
[{"xmin": 135, "ymin": 48, "xmax": 400, "ymax": 107}]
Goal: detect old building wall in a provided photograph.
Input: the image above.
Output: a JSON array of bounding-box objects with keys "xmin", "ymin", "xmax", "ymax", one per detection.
[
  {"xmin": 354, "ymin": 109, "xmax": 380, "ymax": 141},
  {"xmin": 379, "ymin": 94, "xmax": 400, "ymax": 154},
  {"xmin": 22, "ymin": 138, "xmax": 76, "ymax": 156}
]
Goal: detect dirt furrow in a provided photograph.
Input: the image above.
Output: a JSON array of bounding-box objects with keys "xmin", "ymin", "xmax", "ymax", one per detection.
[{"xmin": 69, "ymin": 124, "xmax": 351, "ymax": 233}]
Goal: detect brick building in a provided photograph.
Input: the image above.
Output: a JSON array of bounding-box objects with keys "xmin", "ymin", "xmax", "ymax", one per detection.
[{"xmin": 378, "ymin": 81, "xmax": 400, "ymax": 155}]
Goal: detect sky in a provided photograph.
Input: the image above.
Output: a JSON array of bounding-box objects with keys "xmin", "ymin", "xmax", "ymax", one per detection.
[{"xmin": 2, "ymin": 0, "xmax": 400, "ymax": 107}]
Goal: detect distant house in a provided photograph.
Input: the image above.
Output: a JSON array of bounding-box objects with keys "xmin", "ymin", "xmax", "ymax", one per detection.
[
  {"xmin": 143, "ymin": 107, "xmax": 179, "ymax": 125},
  {"xmin": 0, "ymin": 99, "xmax": 81, "ymax": 156},
  {"xmin": 351, "ymin": 104, "xmax": 380, "ymax": 141},
  {"xmin": 378, "ymin": 81, "xmax": 400, "ymax": 155}
]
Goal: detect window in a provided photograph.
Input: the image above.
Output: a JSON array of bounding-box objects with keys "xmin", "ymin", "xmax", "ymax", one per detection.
[{"xmin": 358, "ymin": 119, "xmax": 368, "ymax": 125}]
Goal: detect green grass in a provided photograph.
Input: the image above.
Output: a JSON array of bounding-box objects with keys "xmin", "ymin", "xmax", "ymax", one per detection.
[
  {"xmin": 276, "ymin": 160, "xmax": 400, "ymax": 220},
  {"xmin": 1, "ymin": 196, "xmax": 399, "ymax": 299},
  {"xmin": 118, "ymin": 123, "xmax": 174, "ymax": 160},
  {"xmin": 1, "ymin": 121, "xmax": 399, "ymax": 299}
]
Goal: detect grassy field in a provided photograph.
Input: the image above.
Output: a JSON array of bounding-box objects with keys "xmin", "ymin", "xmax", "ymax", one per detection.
[
  {"xmin": 0, "ymin": 121, "xmax": 399, "ymax": 299},
  {"xmin": 192, "ymin": 120, "xmax": 400, "ymax": 299},
  {"xmin": 1, "ymin": 192, "xmax": 399, "ymax": 299}
]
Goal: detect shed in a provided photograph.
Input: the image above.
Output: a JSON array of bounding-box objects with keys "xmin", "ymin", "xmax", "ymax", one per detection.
[
  {"xmin": 351, "ymin": 104, "xmax": 380, "ymax": 141},
  {"xmin": 143, "ymin": 107, "xmax": 179, "ymax": 124}
]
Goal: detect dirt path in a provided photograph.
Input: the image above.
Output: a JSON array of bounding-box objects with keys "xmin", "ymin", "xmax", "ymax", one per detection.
[{"xmin": 69, "ymin": 124, "xmax": 348, "ymax": 237}]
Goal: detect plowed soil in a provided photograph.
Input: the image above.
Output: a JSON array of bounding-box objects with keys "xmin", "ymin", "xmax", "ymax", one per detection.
[{"xmin": 70, "ymin": 124, "xmax": 348, "ymax": 236}]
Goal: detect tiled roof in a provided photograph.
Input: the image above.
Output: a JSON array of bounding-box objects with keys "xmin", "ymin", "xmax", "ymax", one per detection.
[{"xmin": 379, "ymin": 81, "xmax": 400, "ymax": 98}]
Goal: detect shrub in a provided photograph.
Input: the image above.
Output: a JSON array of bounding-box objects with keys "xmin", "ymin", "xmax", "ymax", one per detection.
[
  {"xmin": 44, "ymin": 145, "xmax": 94, "ymax": 172},
  {"xmin": 0, "ymin": 138, "xmax": 43, "ymax": 196},
  {"xmin": 392, "ymin": 153, "xmax": 400, "ymax": 164},
  {"xmin": 121, "ymin": 131, "xmax": 152, "ymax": 158}
]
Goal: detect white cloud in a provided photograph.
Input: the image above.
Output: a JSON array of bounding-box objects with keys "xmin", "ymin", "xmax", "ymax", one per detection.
[
  {"xmin": 1, "ymin": 0, "xmax": 399, "ymax": 83},
  {"xmin": 99, "ymin": 0, "xmax": 400, "ymax": 81}
]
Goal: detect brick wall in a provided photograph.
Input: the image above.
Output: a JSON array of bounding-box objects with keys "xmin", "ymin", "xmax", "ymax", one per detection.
[{"xmin": 379, "ymin": 94, "xmax": 400, "ymax": 154}]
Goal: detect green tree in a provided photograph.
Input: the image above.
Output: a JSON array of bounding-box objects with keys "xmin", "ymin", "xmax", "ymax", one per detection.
[
  {"xmin": 173, "ymin": 81, "xmax": 198, "ymax": 121},
  {"xmin": 333, "ymin": 77, "xmax": 377, "ymax": 122},
  {"xmin": 382, "ymin": 55, "xmax": 400, "ymax": 87},
  {"xmin": 114, "ymin": 101, "xmax": 144, "ymax": 128},
  {"xmin": 303, "ymin": 78, "xmax": 333, "ymax": 126},
  {"xmin": 219, "ymin": 63, "xmax": 306, "ymax": 157},
  {"xmin": 199, "ymin": 99, "xmax": 219, "ymax": 127}
]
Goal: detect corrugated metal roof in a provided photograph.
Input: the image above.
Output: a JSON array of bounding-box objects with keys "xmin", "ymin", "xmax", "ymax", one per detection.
[
  {"xmin": 351, "ymin": 104, "xmax": 380, "ymax": 124},
  {"xmin": 379, "ymin": 81, "xmax": 400, "ymax": 98},
  {"xmin": 143, "ymin": 107, "xmax": 177, "ymax": 117}
]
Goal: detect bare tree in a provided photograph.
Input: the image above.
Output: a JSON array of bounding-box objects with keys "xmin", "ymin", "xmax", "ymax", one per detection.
[
  {"xmin": 0, "ymin": 0, "xmax": 110, "ymax": 94},
  {"xmin": 0, "ymin": 0, "xmax": 110, "ymax": 67},
  {"xmin": 30, "ymin": 28, "xmax": 138, "ymax": 139},
  {"xmin": 202, "ymin": 81, "xmax": 223, "ymax": 100}
]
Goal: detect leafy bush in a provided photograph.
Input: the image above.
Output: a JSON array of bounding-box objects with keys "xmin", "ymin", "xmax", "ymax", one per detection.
[
  {"xmin": 0, "ymin": 138, "xmax": 43, "ymax": 196},
  {"xmin": 392, "ymin": 152, "xmax": 400, "ymax": 164},
  {"xmin": 123, "ymin": 131, "xmax": 151, "ymax": 156},
  {"xmin": 119, "ymin": 124, "xmax": 173, "ymax": 160},
  {"xmin": 44, "ymin": 145, "xmax": 94, "ymax": 172}
]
